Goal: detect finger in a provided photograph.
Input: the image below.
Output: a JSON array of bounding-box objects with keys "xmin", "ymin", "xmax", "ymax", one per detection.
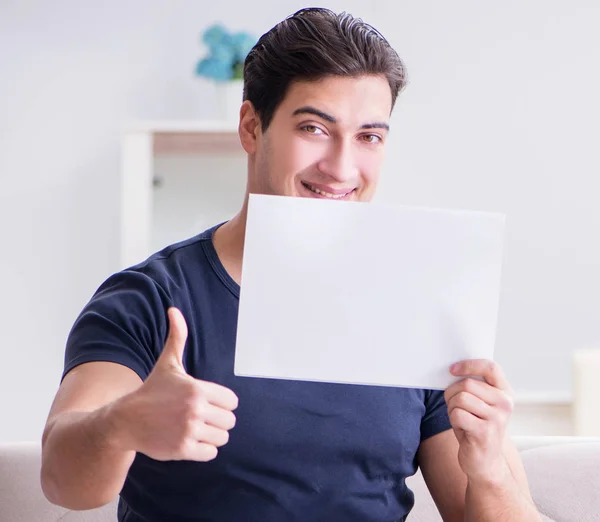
[
  {"xmin": 203, "ymin": 403, "xmax": 237, "ymax": 431},
  {"xmin": 450, "ymin": 359, "xmax": 511, "ymax": 391},
  {"xmin": 446, "ymin": 390, "xmax": 491, "ymax": 420},
  {"xmin": 181, "ymin": 441, "xmax": 218, "ymax": 462},
  {"xmin": 449, "ymin": 407, "xmax": 483, "ymax": 433},
  {"xmin": 198, "ymin": 381, "xmax": 239, "ymax": 411},
  {"xmin": 194, "ymin": 423, "xmax": 230, "ymax": 447},
  {"xmin": 157, "ymin": 307, "xmax": 189, "ymax": 371},
  {"xmin": 445, "ymin": 377, "xmax": 509, "ymax": 407}
]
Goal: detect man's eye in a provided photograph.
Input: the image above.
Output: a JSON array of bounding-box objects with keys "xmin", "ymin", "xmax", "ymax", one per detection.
[
  {"xmin": 361, "ymin": 134, "xmax": 381, "ymax": 144},
  {"xmin": 303, "ymin": 125, "xmax": 323, "ymax": 135}
]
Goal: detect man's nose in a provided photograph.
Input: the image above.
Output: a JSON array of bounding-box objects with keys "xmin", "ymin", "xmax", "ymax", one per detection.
[{"xmin": 317, "ymin": 139, "xmax": 359, "ymax": 184}]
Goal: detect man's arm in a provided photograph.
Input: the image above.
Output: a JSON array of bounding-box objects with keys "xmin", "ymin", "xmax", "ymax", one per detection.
[
  {"xmin": 418, "ymin": 430, "xmax": 541, "ymax": 522},
  {"xmin": 42, "ymin": 308, "xmax": 238, "ymax": 510},
  {"xmin": 418, "ymin": 359, "xmax": 542, "ymax": 522},
  {"xmin": 41, "ymin": 362, "xmax": 143, "ymax": 509},
  {"xmin": 463, "ymin": 437, "xmax": 541, "ymax": 521}
]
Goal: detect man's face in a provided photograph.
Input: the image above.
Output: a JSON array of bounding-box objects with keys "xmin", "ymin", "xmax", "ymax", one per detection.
[{"xmin": 247, "ymin": 75, "xmax": 392, "ymax": 202}]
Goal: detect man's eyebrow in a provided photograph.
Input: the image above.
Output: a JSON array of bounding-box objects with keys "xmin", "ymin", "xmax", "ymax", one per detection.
[
  {"xmin": 292, "ymin": 106, "xmax": 390, "ymax": 131},
  {"xmin": 292, "ymin": 106, "xmax": 337, "ymax": 123},
  {"xmin": 360, "ymin": 122, "xmax": 390, "ymax": 131}
]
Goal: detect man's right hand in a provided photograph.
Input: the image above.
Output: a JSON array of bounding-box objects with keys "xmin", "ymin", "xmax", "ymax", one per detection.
[{"xmin": 114, "ymin": 307, "xmax": 239, "ymax": 462}]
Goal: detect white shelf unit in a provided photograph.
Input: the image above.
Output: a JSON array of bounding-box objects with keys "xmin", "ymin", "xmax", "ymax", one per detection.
[{"xmin": 120, "ymin": 121, "xmax": 246, "ymax": 268}]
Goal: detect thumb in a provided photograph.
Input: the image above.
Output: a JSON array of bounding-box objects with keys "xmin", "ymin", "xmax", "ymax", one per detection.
[{"xmin": 157, "ymin": 307, "xmax": 189, "ymax": 371}]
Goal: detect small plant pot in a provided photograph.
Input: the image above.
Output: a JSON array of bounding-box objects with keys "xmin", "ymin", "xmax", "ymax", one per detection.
[{"xmin": 215, "ymin": 79, "xmax": 244, "ymax": 123}]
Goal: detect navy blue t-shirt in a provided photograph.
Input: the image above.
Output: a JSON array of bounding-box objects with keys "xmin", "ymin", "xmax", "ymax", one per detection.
[{"xmin": 64, "ymin": 224, "xmax": 452, "ymax": 522}]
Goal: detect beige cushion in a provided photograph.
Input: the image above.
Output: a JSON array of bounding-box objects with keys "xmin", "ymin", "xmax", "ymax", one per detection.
[{"xmin": 521, "ymin": 441, "xmax": 600, "ymax": 522}]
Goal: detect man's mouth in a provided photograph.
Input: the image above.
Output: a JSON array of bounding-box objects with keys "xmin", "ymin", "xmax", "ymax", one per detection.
[{"xmin": 301, "ymin": 181, "xmax": 355, "ymax": 200}]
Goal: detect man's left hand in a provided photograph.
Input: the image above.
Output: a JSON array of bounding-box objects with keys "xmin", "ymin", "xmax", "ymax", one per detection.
[{"xmin": 444, "ymin": 359, "xmax": 515, "ymax": 483}]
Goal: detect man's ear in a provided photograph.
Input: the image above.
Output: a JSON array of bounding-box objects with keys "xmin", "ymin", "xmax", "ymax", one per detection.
[{"xmin": 239, "ymin": 100, "xmax": 261, "ymax": 154}]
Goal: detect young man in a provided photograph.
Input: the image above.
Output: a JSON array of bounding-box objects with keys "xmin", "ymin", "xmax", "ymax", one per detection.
[{"xmin": 41, "ymin": 8, "xmax": 542, "ymax": 522}]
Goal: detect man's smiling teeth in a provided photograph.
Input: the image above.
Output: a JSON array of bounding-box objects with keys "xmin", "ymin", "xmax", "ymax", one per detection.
[{"xmin": 303, "ymin": 183, "xmax": 352, "ymax": 199}]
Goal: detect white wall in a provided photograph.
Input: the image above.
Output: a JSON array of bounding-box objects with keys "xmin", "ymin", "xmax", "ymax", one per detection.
[{"xmin": 0, "ymin": 0, "xmax": 598, "ymax": 442}]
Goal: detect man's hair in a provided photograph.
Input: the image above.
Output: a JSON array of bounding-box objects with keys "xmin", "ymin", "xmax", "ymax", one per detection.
[{"xmin": 243, "ymin": 8, "xmax": 407, "ymax": 131}]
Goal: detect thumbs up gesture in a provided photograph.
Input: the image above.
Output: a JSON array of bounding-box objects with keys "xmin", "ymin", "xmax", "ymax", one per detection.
[{"xmin": 118, "ymin": 308, "xmax": 238, "ymax": 462}]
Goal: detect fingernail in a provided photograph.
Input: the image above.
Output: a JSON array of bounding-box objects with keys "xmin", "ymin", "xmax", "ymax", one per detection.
[{"xmin": 450, "ymin": 363, "xmax": 459, "ymax": 372}]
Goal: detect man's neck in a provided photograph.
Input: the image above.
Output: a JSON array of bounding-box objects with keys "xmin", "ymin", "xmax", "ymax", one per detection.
[{"xmin": 211, "ymin": 204, "xmax": 248, "ymax": 286}]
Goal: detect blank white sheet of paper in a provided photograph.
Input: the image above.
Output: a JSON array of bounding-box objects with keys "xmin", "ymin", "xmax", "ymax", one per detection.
[{"xmin": 234, "ymin": 194, "xmax": 505, "ymax": 390}]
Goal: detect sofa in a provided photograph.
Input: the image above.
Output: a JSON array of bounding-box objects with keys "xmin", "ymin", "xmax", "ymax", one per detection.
[{"xmin": 1, "ymin": 437, "xmax": 599, "ymax": 521}]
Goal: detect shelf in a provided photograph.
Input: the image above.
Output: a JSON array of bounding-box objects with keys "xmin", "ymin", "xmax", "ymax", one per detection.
[
  {"xmin": 121, "ymin": 119, "xmax": 247, "ymax": 268},
  {"xmin": 124, "ymin": 120, "xmax": 243, "ymax": 155}
]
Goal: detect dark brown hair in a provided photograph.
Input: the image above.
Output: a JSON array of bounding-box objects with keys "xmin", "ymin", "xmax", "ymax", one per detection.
[{"xmin": 243, "ymin": 8, "xmax": 407, "ymax": 131}]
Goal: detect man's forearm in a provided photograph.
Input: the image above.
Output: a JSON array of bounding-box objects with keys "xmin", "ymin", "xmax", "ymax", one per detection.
[
  {"xmin": 41, "ymin": 398, "xmax": 136, "ymax": 510},
  {"xmin": 465, "ymin": 466, "xmax": 542, "ymax": 522}
]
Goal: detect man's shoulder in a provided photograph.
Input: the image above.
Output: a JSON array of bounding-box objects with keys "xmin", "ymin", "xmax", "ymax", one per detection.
[
  {"xmin": 94, "ymin": 224, "xmax": 223, "ymax": 302},
  {"xmin": 141, "ymin": 225, "xmax": 218, "ymax": 266},
  {"xmin": 127, "ymin": 224, "xmax": 221, "ymax": 280}
]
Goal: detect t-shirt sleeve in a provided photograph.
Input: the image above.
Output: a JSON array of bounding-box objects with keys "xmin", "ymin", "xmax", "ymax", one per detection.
[
  {"xmin": 420, "ymin": 389, "xmax": 453, "ymax": 441},
  {"xmin": 63, "ymin": 269, "xmax": 170, "ymax": 382}
]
